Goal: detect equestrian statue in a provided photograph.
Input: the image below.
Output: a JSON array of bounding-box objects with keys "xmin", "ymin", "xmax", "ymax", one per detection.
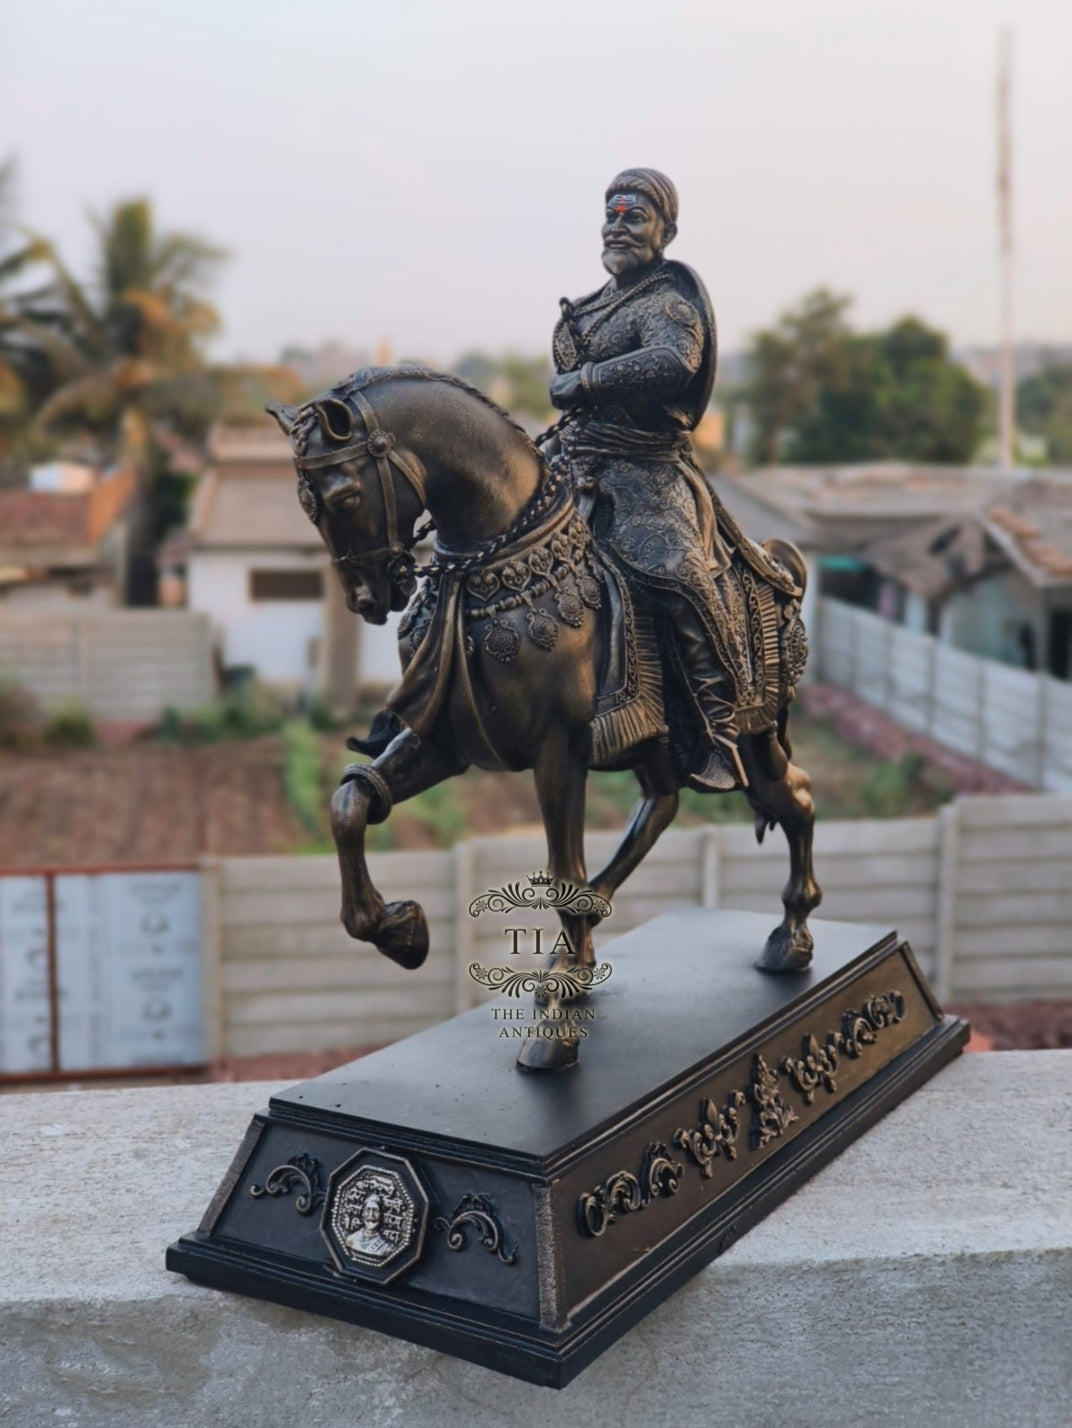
[{"xmin": 268, "ymin": 168, "xmax": 821, "ymax": 1071}]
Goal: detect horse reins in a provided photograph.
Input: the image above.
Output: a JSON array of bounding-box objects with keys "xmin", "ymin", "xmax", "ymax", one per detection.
[
  {"xmin": 297, "ymin": 383, "xmax": 571, "ymax": 592},
  {"xmin": 295, "ymin": 389, "xmax": 432, "ymax": 577}
]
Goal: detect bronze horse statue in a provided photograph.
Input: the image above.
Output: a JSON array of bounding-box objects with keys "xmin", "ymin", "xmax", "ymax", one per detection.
[{"xmin": 269, "ymin": 366, "xmax": 821, "ymax": 1070}]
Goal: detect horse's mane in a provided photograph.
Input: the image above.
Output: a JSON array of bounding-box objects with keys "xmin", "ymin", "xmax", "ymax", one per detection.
[{"xmin": 301, "ymin": 364, "xmax": 544, "ymax": 464}]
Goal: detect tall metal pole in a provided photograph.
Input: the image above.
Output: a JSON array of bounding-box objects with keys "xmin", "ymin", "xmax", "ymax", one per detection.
[{"xmin": 997, "ymin": 28, "xmax": 1014, "ymax": 470}]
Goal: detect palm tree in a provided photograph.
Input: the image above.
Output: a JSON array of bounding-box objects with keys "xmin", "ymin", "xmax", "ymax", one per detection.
[
  {"xmin": 0, "ymin": 157, "xmax": 61, "ymax": 461},
  {"xmin": 31, "ymin": 198, "xmax": 228, "ymax": 598},
  {"xmin": 35, "ymin": 196, "xmax": 227, "ymax": 455}
]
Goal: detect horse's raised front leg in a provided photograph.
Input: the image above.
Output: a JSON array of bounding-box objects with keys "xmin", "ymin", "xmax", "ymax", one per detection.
[
  {"xmin": 332, "ymin": 730, "xmax": 468, "ymax": 969},
  {"xmin": 517, "ymin": 729, "xmax": 590, "ymax": 1073},
  {"xmin": 739, "ymin": 727, "xmax": 822, "ymax": 974}
]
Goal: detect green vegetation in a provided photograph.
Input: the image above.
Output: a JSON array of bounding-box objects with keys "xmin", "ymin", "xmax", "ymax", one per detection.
[
  {"xmin": 155, "ymin": 687, "xmax": 286, "ymax": 744},
  {"xmin": 1017, "ymin": 363, "xmax": 1072, "ymax": 465},
  {"xmin": 283, "ymin": 719, "xmax": 326, "ymax": 836},
  {"xmin": 42, "ymin": 700, "xmax": 96, "ymax": 749},
  {"xmin": 305, "ymin": 693, "xmax": 343, "ymax": 732},
  {"xmin": 0, "ymin": 681, "xmax": 97, "ymax": 750},
  {"xmin": 741, "ymin": 288, "xmax": 988, "ymax": 466}
]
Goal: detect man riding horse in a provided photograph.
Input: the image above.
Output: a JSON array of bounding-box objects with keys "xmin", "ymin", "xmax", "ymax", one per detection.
[
  {"xmin": 263, "ymin": 171, "xmax": 821, "ymax": 1063},
  {"xmin": 542, "ymin": 167, "xmax": 799, "ymax": 792}
]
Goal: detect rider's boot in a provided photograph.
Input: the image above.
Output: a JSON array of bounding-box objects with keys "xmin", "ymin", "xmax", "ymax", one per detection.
[{"xmin": 673, "ymin": 602, "xmax": 748, "ymax": 793}]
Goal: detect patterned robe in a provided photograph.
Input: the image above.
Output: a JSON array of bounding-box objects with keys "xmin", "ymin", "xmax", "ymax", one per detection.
[{"xmin": 547, "ymin": 260, "xmax": 797, "ymax": 732}]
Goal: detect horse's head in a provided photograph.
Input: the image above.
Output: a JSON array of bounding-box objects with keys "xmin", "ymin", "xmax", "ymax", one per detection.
[{"xmin": 267, "ymin": 379, "xmax": 426, "ymax": 624}]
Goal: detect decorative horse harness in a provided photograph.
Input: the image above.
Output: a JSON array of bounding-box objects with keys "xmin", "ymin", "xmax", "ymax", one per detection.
[
  {"xmin": 291, "ymin": 378, "xmax": 808, "ymax": 794},
  {"xmin": 293, "ymin": 389, "xmax": 431, "ymax": 601}
]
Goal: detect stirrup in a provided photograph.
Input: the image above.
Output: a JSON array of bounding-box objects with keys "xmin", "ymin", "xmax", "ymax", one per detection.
[{"xmin": 687, "ymin": 735, "xmax": 747, "ymax": 793}]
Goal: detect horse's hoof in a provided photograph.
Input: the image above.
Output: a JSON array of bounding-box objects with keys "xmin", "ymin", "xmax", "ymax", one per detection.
[
  {"xmin": 516, "ymin": 1029, "xmax": 579, "ymax": 1073},
  {"xmin": 375, "ymin": 900, "xmax": 429, "ymax": 970},
  {"xmin": 756, "ymin": 924, "xmax": 813, "ymax": 974}
]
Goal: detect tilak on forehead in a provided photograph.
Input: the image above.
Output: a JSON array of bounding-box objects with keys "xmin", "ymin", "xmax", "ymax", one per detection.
[{"xmin": 604, "ymin": 167, "xmax": 679, "ymax": 227}]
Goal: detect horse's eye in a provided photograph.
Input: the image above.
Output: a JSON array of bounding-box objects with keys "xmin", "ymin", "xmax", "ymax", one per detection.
[{"xmin": 339, "ymin": 493, "xmax": 361, "ymax": 510}]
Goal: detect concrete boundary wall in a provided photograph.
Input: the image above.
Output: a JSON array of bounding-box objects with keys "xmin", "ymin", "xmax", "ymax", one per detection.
[
  {"xmin": 207, "ymin": 795, "xmax": 1072, "ymax": 1059},
  {"xmin": 816, "ymin": 596, "xmax": 1072, "ymax": 792},
  {"xmin": 1, "ymin": 1054, "xmax": 1068, "ymax": 1426},
  {"xmin": 0, "ymin": 609, "xmax": 215, "ymax": 719}
]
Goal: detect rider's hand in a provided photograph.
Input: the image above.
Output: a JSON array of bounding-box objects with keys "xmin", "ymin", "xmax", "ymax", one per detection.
[{"xmin": 549, "ymin": 371, "xmax": 585, "ymax": 410}]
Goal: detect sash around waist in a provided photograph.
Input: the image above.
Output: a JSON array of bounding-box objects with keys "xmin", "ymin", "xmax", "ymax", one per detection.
[{"xmin": 567, "ymin": 417, "xmax": 691, "ymax": 464}]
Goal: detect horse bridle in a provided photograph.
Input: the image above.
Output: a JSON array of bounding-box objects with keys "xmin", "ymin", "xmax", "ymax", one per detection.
[{"xmin": 295, "ymin": 388, "xmax": 430, "ymax": 592}]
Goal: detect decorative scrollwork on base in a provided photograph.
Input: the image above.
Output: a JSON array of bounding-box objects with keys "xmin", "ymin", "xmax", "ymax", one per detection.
[
  {"xmin": 748, "ymin": 1055, "xmax": 798, "ymax": 1150},
  {"xmin": 576, "ymin": 988, "xmax": 910, "ymax": 1236},
  {"xmin": 577, "ymin": 1141, "xmax": 684, "ymax": 1237},
  {"xmin": 433, "ymin": 1193, "xmax": 517, "ymax": 1265},
  {"xmin": 781, "ymin": 990, "xmax": 907, "ymax": 1102},
  {"xmin": 674, "ymin": 1089, "xmax": 747, "ymax": 1176},
  {"xmin": 250, "ymin": 1153, "xmax": 325, "ymax": 1216},
  {"xmin": 780, "ymin": 1033, "xmax": 840, "ymax": 1105}
]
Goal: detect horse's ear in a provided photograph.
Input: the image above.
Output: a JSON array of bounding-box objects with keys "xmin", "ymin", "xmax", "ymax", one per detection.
[
  {"xmin": 316, "ymin": 398, "xmax": 354, "ymax": 442},
  {"xmin": 266, "ymin": 402, "xmax": 299, "ymax": 436}
]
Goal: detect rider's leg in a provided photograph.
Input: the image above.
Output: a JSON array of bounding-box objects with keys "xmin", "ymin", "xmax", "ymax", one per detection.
[{"xmin": 667, "ymin": 596, "xmax": 747, "ymax": 792}]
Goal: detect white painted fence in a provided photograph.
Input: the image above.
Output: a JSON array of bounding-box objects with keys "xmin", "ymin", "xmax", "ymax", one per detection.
[
  {"xmin": 0, "ymin": 609, "xmax": 215, "ymax": 720},
  {"xmin": 815, "ymin": 597, "xmax": 1072, "ymax": 792},
  {"xmin": 204, "ymin": 795, "xmax": 1072, "ymax": 1058}
]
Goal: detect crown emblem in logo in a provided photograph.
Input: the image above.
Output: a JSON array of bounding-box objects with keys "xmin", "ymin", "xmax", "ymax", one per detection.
[{"xmin": 468, "ymin": 872, "xmax": 611, "ymax": 918}]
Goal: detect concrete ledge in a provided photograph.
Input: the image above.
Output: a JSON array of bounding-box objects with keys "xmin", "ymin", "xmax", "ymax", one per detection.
[{"xmin": 2, "ymin": 1053, "xmax": 1070, "ymax": 1427}]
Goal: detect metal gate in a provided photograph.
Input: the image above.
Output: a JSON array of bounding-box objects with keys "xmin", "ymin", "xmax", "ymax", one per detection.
[{"xmin": 0, "ymin": 863, "xmax": 204, "ymax": 1083}]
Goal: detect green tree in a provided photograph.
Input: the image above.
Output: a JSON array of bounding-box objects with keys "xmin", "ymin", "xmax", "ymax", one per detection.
[
  {"xmin": 742, "ymin": 288, "xmax": 853, "ymax": 464},
  {"xmin": 875, "ymin": 318, "xmax": 987, "ymax": 462},
  {"xmin": 0, "ymin": 157, "xmax": 61, "ymax": 460},
  {"xmin": 35, "ymin": 197, "xmax": 226, "ymax": 452},
  {"xmin": 31, "ymin": 198, "xmax": 227, "ymax": 597},
  {"xmin": 1017, "ymin": 363, "xmax": 1072, "ymax": 464},
  {"xmin": 742, "ymin": 293, "xmax": 986, "ymax": 465}
]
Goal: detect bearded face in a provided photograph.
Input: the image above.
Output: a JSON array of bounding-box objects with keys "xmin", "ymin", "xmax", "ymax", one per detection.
[{"xmin": 601, "ymin": 191, "xmax": 671, "ymax": 279}]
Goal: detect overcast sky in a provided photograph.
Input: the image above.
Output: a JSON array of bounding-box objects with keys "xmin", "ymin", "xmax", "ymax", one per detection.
[{"xmin": 4, "ymin": 0, "xmax": 1069, "ymax": 366}]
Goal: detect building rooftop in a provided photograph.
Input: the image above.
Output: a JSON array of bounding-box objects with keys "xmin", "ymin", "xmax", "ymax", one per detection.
[
  {"xmin": 188, "ymin": 421, "xmax": 319, "ymax": 552},
  {"xmin": 723, "ymin": 463, "xmax": 1072, "ymax": 558},
  {"xmin": 207, "ymin": 421, "xmax": 297, "ymax": 468},
  {"xmin": 735, "ymin": 463, "xmax": 1009, "ymax": 523},
  {"xmin": 189, "ymin": 472, "xmax": 321, "ymax": 550},
  {"xmin": 0, "ymin": 490, "xmax": 91, "ymax": 548},
  {"xmin": 984, "ymin": 478, "xmax": 1072, "ymax": 586},
  {"xmin": 860, "ymin": 475, "xmax": 1072, "ymax": 595},
  {"xmin": 0, "ymin": 465, "xmax": 135, "ymax": 561}
]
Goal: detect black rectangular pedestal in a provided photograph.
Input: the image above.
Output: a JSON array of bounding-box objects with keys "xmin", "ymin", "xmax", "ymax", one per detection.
[{"xmin": 167, "ymin": 909, "xmax": 968, "ymax": 1387}]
